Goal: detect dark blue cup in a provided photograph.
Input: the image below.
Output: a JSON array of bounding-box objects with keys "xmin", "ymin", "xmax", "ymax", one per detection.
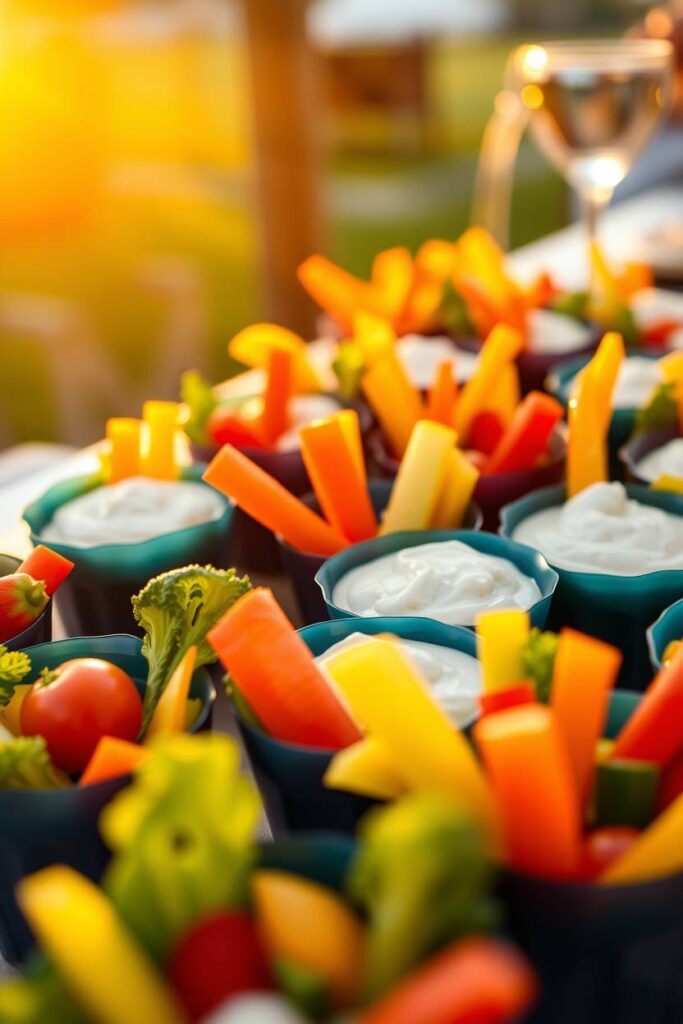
[
  {"xmin": 500, "ymin": 485, "xmax": 683, "ymax": 690},
  {"xmin": 648, "ymin": 598, "xmax": 683, "ymax": 673},
  {"xmin": 23, "ymin": 465, "xmax": 233, "ymax": 638},
  {"xmin": 277, "ymin": 480, "xmax": 483, "ymax": 626},
  {"xmin": 0, "ymin": 555, "xmax": 52, "ymax": 652},
  {"xmin": 0, "ymin": 633, "xmax": 215, "ymax": 965},
  {"xmin": 619, "ymin": 426, "xmax": 680, "ymax": 486},
  {"xmin": 547, "ymin": 351, "xmax": 660, "ymax": 480},
  {"xmin": 503, "ymin": 690, "xmax": 683, "ymax": 1024},
  {"xmin": 235, "ymin": 616, "xmax": 479, "ymax": 836},
  {"xmin": 316, "ymin": 530, "xmax": 558, "ymax": 630}
]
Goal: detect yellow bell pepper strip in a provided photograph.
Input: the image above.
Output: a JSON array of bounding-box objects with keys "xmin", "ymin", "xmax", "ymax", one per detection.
[
  {"xmin": 589, "ymin": 241, "xmax": 621, "ymax": 313},
  {"xmin": 426, "ymin": 360, "xmax": 458, "ymax": 426},
  {"xmin": 106, "ymin": 417, "xmax": 142, "ymax": 484},
  {"xmin": 601, "ymin": 789, "xmax": 683, "ymax": 885},
  {"xmin": 566, "ymin": 334, "xmax": 624, "ymax": 497},
  {"xmin": 324, "ymin": 736, "xmax": 408, "ymax": 800},
  {"xmin": 259, "ymin": 347, "xmax": 294, "ymax": 447},
  {"xmin": 252, "ymin": 870, "xmax": 364, "ymax": 1008},
  {"xmin": 353, "ymin": 937, "xmax": 537, "ymax": 1024},
  {"xmin": 17, "ymin": 865, "xmax": 185, "ymax": 1024},
  {"xmin": 380, "ymin": 420, "xmax": 456, "ymax": 535},
  {"xmin": 550, "ymin": 629, "xmax": 622, "ymax": 808},
  {"xmin": 452, "ymin": 325, "xmax": 523, "ymax": 443},
  {"xmin": 145, "ymin": 646, "xmax": 197, "ymax": 741},
  {"xmin": 336, "ymin": 408, "xmax": 367, "ymax": 487},
  {"xmin": 484, "ymin": 363, "xmax": 520, "ymax": 429},
  {"xmin": 362, "ymin": 353, "xmax": 423, "ymax": 458},
  {"xmin": 659, "ymin": 351, "xmax": 683, "ymax": 432},
  {"xmin": 229, "ymin": 322, "xmax": 322, "ymax": 393},
  {"xmin": 415, "ymin": 238, "xmax": 459, "ymax": 281},
  {"xmin": 370, "ymin": 247, "xmax": 414, "ymax": 321},
  {"xmin": 140, "ymin": 401, "xmax": 180, "ymax": 481},
  {"xmin": 474, "ymin": 705, "xmax": 582, "ymax": 879},
  {"xmin": 299, "ymin": 415, "xmax": 377, "ymax": 543},
  {"xmin": 475, "ymin": 609, "xmax": 530, "ymax": 695},
  {"xmin": 324, "ymin": 637, "xmax": 495, "ymax": 833},
  {"xmin": 610, "ymin": 645, "xmax": 683, "ymax": 769},
  {"xmin": 353, "ymin": 310, "xmax": 397, "ymax": 366},
  {"xmin": 203, "ymin": 445, "xmax": 347, "ymax": 556},
  {"xmin": 0, "ymin": 683, "xmax": 31, "ymax": 735},
  {"xmin": 590, "ymin": 332, "xmax": 626, "ymax": 436},
  {"xmin": 429, "ymin": 446, "xmax": 480, "ymax": 530},
  {"xmin": 455, "ymin": 227, "xmax": 528, "ymax": 334},
  {"xmin": 79, "ymin": 736, "xmax": 150, "ymax": 788},
  {"xmin": 651, "ymin": 474, "xmax": 683, "ymax": 494},
  {"xmin": 298, "ymin": 254, "xmax": 381, "ymax": 334}
]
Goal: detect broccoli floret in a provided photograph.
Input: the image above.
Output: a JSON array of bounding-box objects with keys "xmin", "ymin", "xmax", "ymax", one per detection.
[
  {"xmin": 522, "ymin": 628, "xmax": 559, "ymax": 703},
  {"xmin": 347, "ymin": 794, "xmax": 497, "ymax": 1003},
  {"xmin": 0, "ymin": 737, "xmax": 69, "ymax": 790},
  {"xmin": 132, "ymin": 565, "xmax": 251, "ymax": 735},
  {"xmin": 0, "ymin": 645, "xmax": 31, "ymax": 707},
  {"xmin": 180, "ymin": 370, "xmax": 218, "ymax": 448}
]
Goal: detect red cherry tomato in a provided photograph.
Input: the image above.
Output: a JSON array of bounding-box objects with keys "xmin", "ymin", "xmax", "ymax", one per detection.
[
  {"xmin": 581, "ymin": 826, "xmax": 640, "ymax": 880},
  {"xmin": 168, "ymin": 910, "xmax": 273, "ymax": 1022},
  {"xmin": 21, "ymin": 658, "xmax": 143, "ymax": 775}
]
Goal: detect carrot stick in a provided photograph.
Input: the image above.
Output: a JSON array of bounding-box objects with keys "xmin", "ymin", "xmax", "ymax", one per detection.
[
  {"xmin": 370, "ymin": 247, "xmax": 414, "ymax": 320},
  {"xmin": 79, "ymin": 737, "xmax": 149, "ymax": 787},
  {"xmin": 486, "ymin": 392, "xmax": 564, "ymax": 475},
  {"xmin": 611, "ymin": 646, "xmax": 683, "ymax": 769},
  {"xmin": 105, "ymin": 418, "xmax": 142, "ymax": 484},
  {"xmin": 18, "ymin": 546, "xmax": 74, "ymax": 597},
  {"xmin": 208, "ymin": 588, "xmax": 361, "ymax": 749},
  {"xmin": 354, "ymin": 938, "xmax": 537, "ymax": 1024},
  {"xmin": 362, "ymin": 354, "xmax": 423, "ymax": 458},
  {"xmin": 299, "ymin": 415, "xmax": 377, "ymax": 543},
  {"xmin": 203, "ymin": 445, "xmax": 347, "ymax": 556},
  {"xmin": 260, "ymin": 347, "xmax": 293, "ymax": 447},
  {"xmin": 426, "ymin": 361, "xmax": 458, "ymax": 426},
  {"xmin": 298, "ymin": 255, "xmax": 378, "ymax": 333}
]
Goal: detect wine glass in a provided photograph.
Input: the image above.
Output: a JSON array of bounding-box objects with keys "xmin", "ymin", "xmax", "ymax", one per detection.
[{"xmin": 474, "ymin": 39, "xmax": 674, "ymax": 251}]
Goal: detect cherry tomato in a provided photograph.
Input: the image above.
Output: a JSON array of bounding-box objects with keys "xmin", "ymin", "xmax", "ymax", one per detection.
[
  {"xmin": 168, "ymin": 910, "xmax": 273, "ymax": 1022},
  {"xmin": 21, "ymin": 658, "xmax": 142, "ymax": 775},
  {"xmin": 581, "ymin": 826, "xmax": 640, "ymax": 880}
]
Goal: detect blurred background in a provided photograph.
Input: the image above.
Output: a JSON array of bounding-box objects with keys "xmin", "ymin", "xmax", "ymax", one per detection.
[{"xmin": 0, "ymin": 0, "xmax": 680, "ymax": 451}]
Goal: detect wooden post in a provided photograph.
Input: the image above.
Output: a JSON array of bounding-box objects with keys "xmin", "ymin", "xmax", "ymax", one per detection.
[{"xmin": 242, "ymin": 0, "xmax": 323, "ymax": 336}]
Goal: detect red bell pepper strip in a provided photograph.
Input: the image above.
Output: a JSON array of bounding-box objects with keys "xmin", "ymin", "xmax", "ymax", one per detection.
[
  {"xmin": 657, "ymin": 749, "xmax": 683, "ymax": 813},
  {"xmin": 479, "ymin": 682, "xmax": 535, "ymax": 717},
  {"xmin": 354, "ymin": 938, "xmax": 537, "ymax": 1024},
  {"xmin": 611, "ymin": 646, "xmax": 683, "ymax": 769},
  {"xmin": 485, "ymin": 392, "xmax": 563, "ymax": 475},
  {"xmin": 207, "ymin": 408, "xmax": 269, "ymax": 451},
  {"xmin": 643, "ymin": 319, "xmax": 680, "ymax": 348},
  {"xmin": 468, "ymin": 411, "xmax": 505, "ymax": 457},
  {"xmin": 18, "ymin": 546, "xmax": 74, "ymax": 597},
  {"xmin": 208, "ymin": 588, "xmax": 361, "ymax": 749}
]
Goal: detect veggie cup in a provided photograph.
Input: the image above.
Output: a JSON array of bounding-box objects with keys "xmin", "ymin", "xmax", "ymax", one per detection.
[
  {"xmin": 316, "ymin": 530, "xmax": 558, "ymax": 629},
  {"xmin": 0, "ymin": 555, "xmax": 52, "ymax": 652},
  {"xmin": 234, "ymin": 616, "xmax": 479, "ymax": 835},
  {"xmin": 647, "ymin": 598, "xmax": 683, "ymax": 673},
  {"xmin": 276, "ymin": 480, "xmax": 484, "ymax": 626},
  {"xmin": 368, "ymin": 425, "xmax": 567, "ymax": 532},
  {"xmin": 0, "ymin": 633, "xmax": 215, "ymax": 965},
  {"xmin": 619, "ymin": 426, "xmax": 680, "ymax": 485},
  {"xmin": 22, "ymin": 465, "xmax": 233, "ymax": 638},
  {"xmin": 500, "ymin": 485, "xmax": 683, "ymax": 690},
  {"xmin": 501, "ymin": 690, "xmax": 683, "ymax": 1024},
  {"xmin": 547, "ymin": 351, "xmax": 660, "ymax": 480}
]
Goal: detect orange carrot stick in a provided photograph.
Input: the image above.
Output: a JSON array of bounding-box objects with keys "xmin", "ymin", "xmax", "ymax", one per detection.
[
  {"xmin": 260, "ymin": 347, "xmax": 293, "ymax": 447},
  {"xmin": 203, "ymin": 445, "xmax": 347, "ymax": 556},
  {"xmin": 298, "ymin": 255, "xmax": 378, "ymax": 333},
  {"xmin": 208, "ymin": 588, "xmax": 361, "ymax": 749},
  {"xmin": 426, "ymin": 361, "xmax": 458, "ymax": 426},
  {"xmin": 299, "ymin": 415, "xmax": 377, "ymax": 543},
  {"xmin": 79, "ymin": 737, "xmax": 149, "ymax": 787}
]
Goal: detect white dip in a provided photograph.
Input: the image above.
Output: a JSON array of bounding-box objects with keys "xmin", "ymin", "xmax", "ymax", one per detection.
[
  {"xmin": 635, "ymin": 438, "xmax": 683, "ymax": 484},
  {"xmin": 317, "ymin": 631, "xmax": 481, "ymax": 728},
  {"xmin": 631, "ymin": 288, "xmax": 683, "ymax": 350},
  {"xmin": 527, "ymin": 308, "xmax": 593, "ymax": 356},
  {"xmin": 41, "ymin": 477, "xmax": 226, "ymax": 547},
  {"xmin": 396, "ymin": 335, "xmax": 479, "ymax": 388},
  {"xmin": 513, "ymin": 482, "xmax": 683, "ymax": 576},
  {"xmin": 569, "ymin": 356, "xmax": 662, "ymax": 410},
  {"xmin": 331, "ymin": 540, "xmax": 541, "ymax": 627}
]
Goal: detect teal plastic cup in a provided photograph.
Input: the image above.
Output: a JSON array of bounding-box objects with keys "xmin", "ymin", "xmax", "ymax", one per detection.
[
  {"xmin": 547, "ymin": 351, "xmax": 659, "ymax": 480},
  {"xmin": 23, "ymin": 465, "xmax": 233, "ymax": 638},
  {"xmin": 648, "ymin": 598, "xmax": 683, "ymax": 672},
  {"xmin": 0, "ymin": 633, "xmax": 215, "ymax": 965},
  {"xmin": 502, "ymin": 690, "xmax": 683, "ymax": 1024},
  {"xmin": 316, "ymin": 530, "xmax": 558, "ymax": 630},
  {"xmin": 0, "ymin": 554, "xmax": 52, "ymax": 651},
  {"xmin": 234, "ymin": 616, "xmax": 479, "ymax": 835},
  {"xmin": 277, "ymin": 480, "xmax": 483, "ymax": 626},
  {"xmin": 619, "ymin": 426, "xmax": 680, "ymax": 486},
  {"xmin": 500, "ymin": 485, "xmax": 683, "ymax": 690}
]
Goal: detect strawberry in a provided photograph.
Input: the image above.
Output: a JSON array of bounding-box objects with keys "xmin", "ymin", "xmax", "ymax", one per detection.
[{"xmin": 0, "ymin": 573, "xmax": 49, "ymax": 643}]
